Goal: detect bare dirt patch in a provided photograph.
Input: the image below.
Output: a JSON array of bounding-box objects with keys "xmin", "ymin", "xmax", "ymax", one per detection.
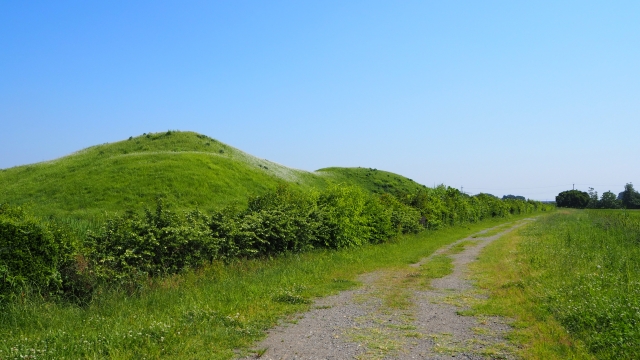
[{"xmin": 240, "ymin": 220, "xmax": 535, "ymax": 359}]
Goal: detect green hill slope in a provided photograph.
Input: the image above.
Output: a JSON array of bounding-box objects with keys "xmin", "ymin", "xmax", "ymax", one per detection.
[
  {"xmin": 317, "ymin": 167, "xmax": 426, "ymax": 196},
  {"xmin": 0, "ymin": 131, "xmax": 328, "ymax": 219},
  {"xmin": 0, "ymin": 131, "xmax": 423, "ymax": 221}
]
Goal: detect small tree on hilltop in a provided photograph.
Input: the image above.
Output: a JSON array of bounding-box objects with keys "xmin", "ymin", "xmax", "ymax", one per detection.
[{"xmin": 556, "ymin": 189, "xmax": 590, "ymax": 208}]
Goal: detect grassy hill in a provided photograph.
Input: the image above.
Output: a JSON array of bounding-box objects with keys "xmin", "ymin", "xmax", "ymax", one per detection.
[
  {"xmin": 0, "ymin": 131, "xmax": 422, "ymax": 221},
  {"xmin": 317, "ymin": 167, "xmax": 426, "ymax": 196}
]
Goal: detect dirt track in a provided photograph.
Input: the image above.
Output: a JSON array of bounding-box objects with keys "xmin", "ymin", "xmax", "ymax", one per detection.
[{"xmin": 240, "ymin": 220, "xmax": 534, "ymax": 359}]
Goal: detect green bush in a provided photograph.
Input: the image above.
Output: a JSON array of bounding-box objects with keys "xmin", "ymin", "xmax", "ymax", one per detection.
[
  {"xmin": 244, "ymin": 185, "xmax": 319, "ymax": 254},
  {"xmin": 209, "ymin": 186, "xmax": 321, "ymax": 259},
  {"xmin": 363, "ymin": 195, "xmax": 394, "ymax": 244},
  {"xmin": 316, "ymin": 185, "xmax": 371, "ymax": 248},
  {"xmin": 0, "ymin": 204, "xmax": 77, "ymax": 301},
  {"xmin": 87, "ymin": 200, "xmax": 216, "ymax": 286}
]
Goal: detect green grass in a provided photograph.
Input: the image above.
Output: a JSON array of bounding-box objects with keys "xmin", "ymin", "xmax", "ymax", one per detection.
[
  {"xmin": 420, "ymin": 255, "xmax": 453, "ymax": 282},
  {"xmin": 316, "ymin": 167, "xmax": 426, "ymax": 195},
  {"xmin": 0, "ymin": 216, "xmax": 519, "ymax": 359},
  {"xmin": 470, "ymin": 210, "xmax": 640, "ymax": 359},
  {"xmin": 0, "ymin": 131, "xmax": 423, "ymax": 223},
  {"xmin": 446, "ymin": 240, "xmax": 479, "ymax": 254}
]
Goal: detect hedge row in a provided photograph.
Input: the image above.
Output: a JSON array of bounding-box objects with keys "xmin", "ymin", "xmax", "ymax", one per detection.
[
  {"xmin": 405, "ymin": 186, "xmax": 550, "ymax": 229},
  {"xmin": 1, "ymin": 184, "xmax": 553, "ymax": 303}
]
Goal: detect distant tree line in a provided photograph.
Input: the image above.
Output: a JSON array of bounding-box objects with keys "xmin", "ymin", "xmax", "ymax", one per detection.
[{"xmin": 556, "ymin": 183, "xmax": 640, "ymax": 209}]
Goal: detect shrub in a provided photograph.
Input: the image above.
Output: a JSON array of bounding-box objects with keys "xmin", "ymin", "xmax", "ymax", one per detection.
[
  {"xmin": 87, "ymin": 199, "xmax": 217, "ymax": 287},
  {"xmin": 0, "ymin": 204, "xmax": 77, "ymax": 301},
  {"xmin": 363, "ymin": 196, "xmax": 394, "ymax": 244},
  {"xmin": 209, "ymin": 186, "xmax": 321, "ymax": 259},
  {"xmin": 378, "ymin": 194, "xmax": 421, "ymax": 235},
  {"xmin": 243, "ymin": 185, "xmax": 319, "ymax": 254},
  {"xmin": 316, "ymin": 185, "xmax": 370, "ymax": 248}
]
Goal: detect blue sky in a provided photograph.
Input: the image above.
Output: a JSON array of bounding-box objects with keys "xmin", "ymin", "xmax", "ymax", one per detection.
[{"xmin": 1, "ymin": 1, "xmax": 638, "ymax": 200}]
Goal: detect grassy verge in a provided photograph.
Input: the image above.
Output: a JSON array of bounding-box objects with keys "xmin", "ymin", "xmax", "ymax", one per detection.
[
  {"xmin": 467, "ymin": 215, "xmax": 592, "ymax": 359},
  {"xmin": 0, "ymin": 214, "xmax": 534, "ymax": 359},
  {"xmin": 469, "ymin": 209, "xmax": 640, "ymax": 359}
]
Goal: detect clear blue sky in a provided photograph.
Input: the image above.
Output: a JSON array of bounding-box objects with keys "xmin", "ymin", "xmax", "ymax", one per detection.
[{"xmin": 2, "ymin": 1, "xmax": 639, "ymax": 201}]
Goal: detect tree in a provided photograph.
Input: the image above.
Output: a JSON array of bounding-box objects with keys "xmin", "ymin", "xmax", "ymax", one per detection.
[
  {"xmin": 620, "ymin": 183, "xmax": 640, "ymax": 209},
  {"xmin": 600, "ymin": 191, "xmax": 621, "ymax": 209},
  {"xmin": 587, "ymin": 187, "xmax": 599, "ymax": 208},
  {"xmin": 556, "ymin": 190, "xmax": 590, "ymax": 208}
]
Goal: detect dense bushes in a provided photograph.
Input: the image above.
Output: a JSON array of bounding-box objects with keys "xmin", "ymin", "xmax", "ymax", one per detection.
[
  {"xmin": 0, "ymin": 184, "xmax": 552, "ymax": 302},
  {"xmin": 87, "ymin": 200, "xmax": 216, "ymax": 286},
  {"xmin": 406, "ymin": 186, "xmax": 550, "ymax": 229},
  {"xmin": 212, "ymin": 185, "xmax": 320, "ymax": 258},
  {"xmin": 0, "ymin": 204, "xmax": 78, "ymax": 301}
]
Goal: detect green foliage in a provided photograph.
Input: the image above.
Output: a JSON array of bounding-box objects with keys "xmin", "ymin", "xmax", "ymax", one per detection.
[
  {"xmin": 407, "ymin": 186, "xmax": 551, "ymax": 229},
  {"xmin": 87, "ymin": 199, "xmax": 217, "ymax": 287},
  {"xmin": 620, "ymin": 183, "xmax": 640, "ymax": 209},
  {"xmin": 315, "ymin": 185, "xmax": 371, "ymax": 248},
  {"xmin": 0, "ymin": 204, "xmax": 78, "ymax": 301},
  {"xmin": 600, "ymin": 191, "xmax": 622, "ymax": 209},
  {"xmin": 519, "ymin": 210, "xmax": 640, "ymax": 358},
  {"xmin": 378, "ymin": 193, "xmax": 421, "ymax": 235},
  {"xmin": 0, "ymin": 131, "xmax": 327, "ymax": 221},
  {"xmin": 210, "ymin": 185, "xmax": 320, "ymax": 258},
  {"xmin": 558, "ymin": 184, "xmax": 636, "ymax": 209},
  {"xmin": 502, "ymin": 194, "xmax": 525, "ymax": 201},
  {"xmin": 587, "ymin": 187, "xmax": 599, "ymax": 209},
  {"xmin": 0, "ymin": 216, "xmax": 525, "ymax": 359},
  {"xmin": 316, "ymin": 167, "xmax": 426, "ymax": 196},
  {"xmin": 556, "ymin": 189, "xmax": 590, "ymax": 208},
  {"xmin": 0, "ymin": 130, "xmax": 552, "ymax": 305},
  {"xmin": 83, "ymin": 184, "xmax": 430, "ymax": 290},
  {"xmin": 0, "ymin": 131, "xmax": 438, "ymax": 226}
]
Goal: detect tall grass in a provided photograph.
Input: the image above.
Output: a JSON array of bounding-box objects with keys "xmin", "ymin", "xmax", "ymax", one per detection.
[{"xmin": 519, "ymin": 210, "xmax": 640, "ymax": 358}]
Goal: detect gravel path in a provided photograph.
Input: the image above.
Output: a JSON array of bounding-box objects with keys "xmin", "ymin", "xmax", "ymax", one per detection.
[{"xmin": 240, "ymin": 220, "xmax": 534, "ymax": 359}]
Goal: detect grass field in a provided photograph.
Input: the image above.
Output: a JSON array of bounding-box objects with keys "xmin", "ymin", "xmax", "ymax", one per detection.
[{"xmin": 470, "ymin": 210, "xmax": 640, "ymax": 359}]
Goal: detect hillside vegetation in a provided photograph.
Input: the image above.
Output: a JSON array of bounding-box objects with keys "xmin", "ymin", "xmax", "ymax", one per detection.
[
  {"xmin": 317, "ymin": 167, "xmax": 426, "ymax": 196},
  {"xmin": 0, "ymin": 131, "xmax": 329, "ymax": 220},
  {"xmin": 0, "ymin": 131, "xmax": 437, "ymax": 222}
]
